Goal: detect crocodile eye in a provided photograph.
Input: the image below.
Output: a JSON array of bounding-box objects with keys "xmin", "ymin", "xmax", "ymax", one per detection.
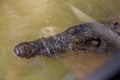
[{"xmin": 73, "ymin": 41, "xmax": 81, "ymax": 45}]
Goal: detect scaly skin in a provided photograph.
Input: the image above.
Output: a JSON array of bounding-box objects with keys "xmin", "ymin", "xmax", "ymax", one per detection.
[{"xmin": 14, "ymin": 21, "xmax": 120, "ymax": 58}]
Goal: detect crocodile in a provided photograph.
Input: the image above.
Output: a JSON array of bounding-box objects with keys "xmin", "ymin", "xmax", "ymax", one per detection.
[{"xmin": 14, "ymin": 21, "xmax": 120, "ymax": 58}]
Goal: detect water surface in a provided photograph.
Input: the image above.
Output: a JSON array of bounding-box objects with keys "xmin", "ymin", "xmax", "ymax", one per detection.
[{"xmin": 0, "ymin": 0, "xmax": 120, "ymax": 80}]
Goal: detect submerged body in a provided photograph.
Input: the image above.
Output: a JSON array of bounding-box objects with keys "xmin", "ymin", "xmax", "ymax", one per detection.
[{"xmin": 14, "ymin": 21, "xmax": 120, "ymax": 58}]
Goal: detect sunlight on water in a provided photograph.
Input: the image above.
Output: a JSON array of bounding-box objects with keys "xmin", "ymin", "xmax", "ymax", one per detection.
[
  {"xmin": 68, "ymin": 4, "xmax": 95, "ymax": 22},
  {"xmin": 0, "ymin": 0, "xmax": 120, "ymax": 80}
]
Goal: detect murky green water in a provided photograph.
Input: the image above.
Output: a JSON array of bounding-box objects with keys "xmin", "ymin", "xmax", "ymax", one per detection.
[{"xmin": 0, "ymin": 0, "xmax": 120, "ymax": 80}]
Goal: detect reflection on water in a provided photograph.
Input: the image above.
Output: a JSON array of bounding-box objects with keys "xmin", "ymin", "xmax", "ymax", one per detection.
[
  {"xmin": 68, "ymin": 4, "xmax": 95, "ymax": 22},
  {"xmin": 0, "ymin": 0, "xmax": 120, "ymax": 80}
]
